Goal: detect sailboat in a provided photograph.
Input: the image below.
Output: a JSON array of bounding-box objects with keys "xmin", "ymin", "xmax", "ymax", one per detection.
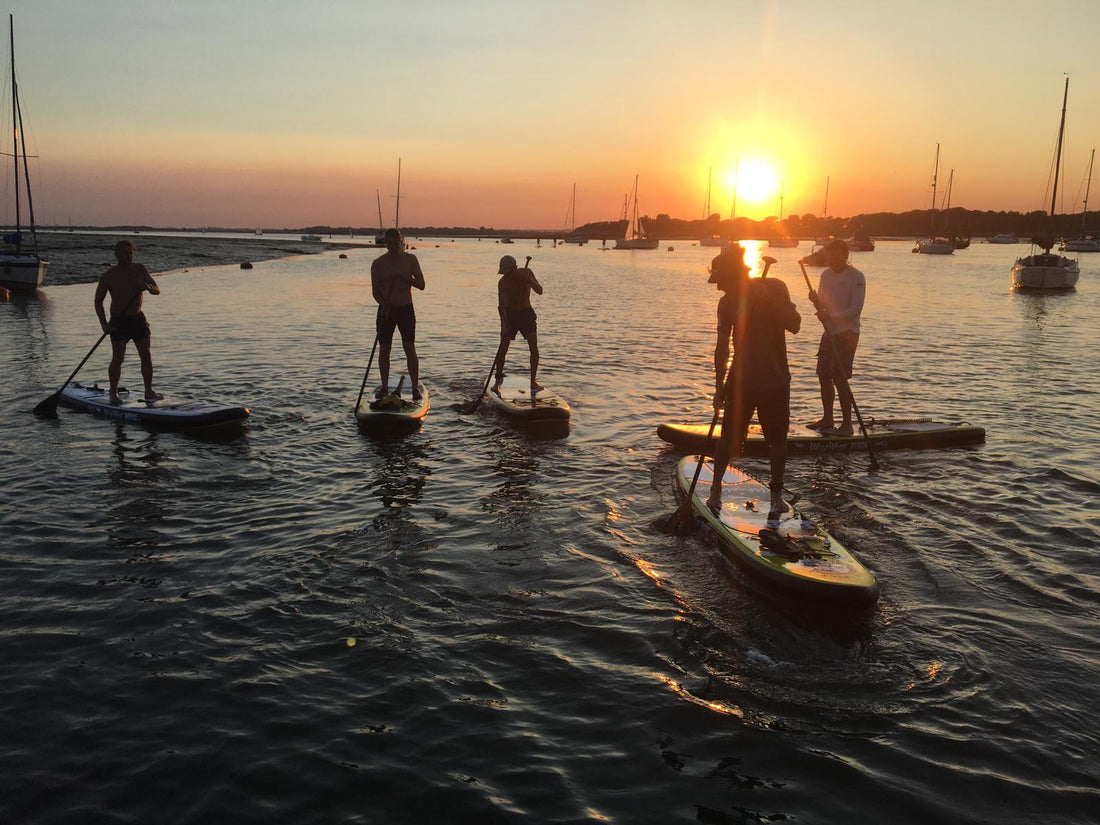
[
  {"xmin": 1061, "ymin": 148, "xmax": 1099, "ymax": 253},
  {"xmin": 1011, "ymin": 78, "xmax": 1080, "ymax": 289},
  {"xmin": 699, "ymin": 166, "xmax": 726, "ymax": 247},
  {"xmin": 614, "ymin": 175, "xmax": 659, "ymax": 250},
  {"xmin": 0, "ymin": 15, "xmax": 48, "ymax": 291},
  {"xmin": 374, "ymin": 159, "xmax": 403, "ymax": 247},
  {"xmin": 916, "ymin": 144, "xmax": 954, "ymax": 254},
  {"xmin": 768, "ymin": 182, "xmax": 799, "ymax": 248},
  {"xmin": 562, "ymin": 183, "xmax": 586, "ymax": 244}
]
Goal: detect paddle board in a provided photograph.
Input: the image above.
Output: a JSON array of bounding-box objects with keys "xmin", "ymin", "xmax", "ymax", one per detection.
[
  {"xmin": 658, "ymin": 417, "xmax": 984, "ymax": 456},
  {"xmin": 676, "ymin": 455, "xmax": 879, "ymax": 608},
  {"xmin": 58, "ymin": 382, "xmax": 250, "ymax": 428},
  {"xmin": 356, "ymin": 375, "xmax": 429, "ymax": 429},
  {"xmin": 483, "ymin": 376, "xmax": 571, "ymax": 423}
]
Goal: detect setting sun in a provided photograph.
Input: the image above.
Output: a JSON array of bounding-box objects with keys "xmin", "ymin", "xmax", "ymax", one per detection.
[{"xmin": 726, "ymin": 159, "xmax": 780, "ymax": 206}]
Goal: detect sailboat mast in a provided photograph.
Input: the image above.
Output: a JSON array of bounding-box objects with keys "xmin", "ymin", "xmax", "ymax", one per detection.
[
  {"xmin": 929, "ymin": 144, "xmax": 940, "ymax": 235},
  {"xmin": 631, "ymin": 174, "xmax": 640, "ymax": 239},
  {"xmin": 394, "ymin": 157, "xmax": 402, "ymax": 231},
  {"xmin": 10, "ymin": 14, "xmax": 20, "ymax": 233},
  {"xmin": 703, "ymin": 167, "xmax": 711, "ymax": 219},
  {"xmin": 1049, "ymin": 77, "xmax": 1069, "ymax": 231},
  {"xmin": 729, "ymin": 158, "xmax": 739, "ymax": 221},
  {"xmin": 1080, "ymin": 148, "xmax": 1095, "ymax": 236}
]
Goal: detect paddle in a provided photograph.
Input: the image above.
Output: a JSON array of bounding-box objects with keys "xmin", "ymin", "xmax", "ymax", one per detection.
[
  {"xmin": 660, "ymin": 255, "xmax": 776, "ymax": 534},
  {"xmin": 798, "ymin": 260, "xmax": 879, "ymax": 471},
  {"xmin": 33, "ymin": 291, "xmax": 141, "ymax": 418},
  {"xmin": 460, "ymin": 255, "xmax": 531, "ymax": 414}
]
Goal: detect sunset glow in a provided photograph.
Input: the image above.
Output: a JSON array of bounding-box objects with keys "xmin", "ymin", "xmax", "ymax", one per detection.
[{"xmin": 2, "ymin": 1, "xmax": 1098, "ymax": 229}]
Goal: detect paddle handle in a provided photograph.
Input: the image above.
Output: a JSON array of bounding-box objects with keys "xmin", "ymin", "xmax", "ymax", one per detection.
[{"xmin": 798, "ymin": 261, "xmax": 879, "ymax": 469}]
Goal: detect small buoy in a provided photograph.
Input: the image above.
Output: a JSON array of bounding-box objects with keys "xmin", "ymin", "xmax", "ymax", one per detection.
[
  {"xmin": 0, "ymin": 286, "xmax": 11, "ymax": 301},
  {"xmin": 346, "ymin": 637, "xmax": 357, "ymax": 647},
  {"xmin": 339, "ymin": 253, "xmax": 347, "ymax": 259},
  {"xmin": 240, "ymin": 261, "xmax": 253, "ymax": 269},
  {"xmin": 667, "ymin": 246, "xmax": 674, "ymax": 252}
]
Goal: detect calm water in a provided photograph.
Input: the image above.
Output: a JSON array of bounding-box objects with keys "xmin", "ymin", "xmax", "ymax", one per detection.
[{"xmin": 2, "ymin": 238, "xmax": 1098, "ymax": 823}]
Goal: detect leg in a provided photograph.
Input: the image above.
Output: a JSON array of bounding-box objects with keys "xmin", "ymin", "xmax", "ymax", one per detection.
[
  {"xmin": 134, "ymin": 337, "xmax": 160, "ymax": 400},
  {"xmin": 494, "ymin": 335, "xmax": 511, "ymax": 388},
  {"xmin": 836, "ymin": 379, "xmax": 854, "ymax": 430},
  {"xmin": 402, "ymin": 335, "xmax": 420, "ymax": 399},
  {"xmin": 706, "ymin": 397, "xmax": 749, "ymax": 512},
  {"xmin": 809, "ymin": 334, "xmax": 835, "ymax": 430},
  {"xmin": 378, "ymin": 340, "xmax": 391, "ymax": 395},
  {"xmin": 758, "ymin": 385, "xmax": 791, "ymax": 521},
  {"xmin": 527, "ymin": 328, "xmax": 543, "ymax": 392},
  {"xmin": 108, "ymin": 339, "xmax": 126, "ymax": 402}
]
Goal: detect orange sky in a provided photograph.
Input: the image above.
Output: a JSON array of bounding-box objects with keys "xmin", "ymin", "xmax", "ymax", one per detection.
[{"xmin": 4, "ymin": 1, "xmax": 1100, "ymax": 229}]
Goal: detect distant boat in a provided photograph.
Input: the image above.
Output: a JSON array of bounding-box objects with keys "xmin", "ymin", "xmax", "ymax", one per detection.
[
  {"xmin": 846, "ymin": 224, "xmax": 875, "ymax": 252},
  {"xmin": 1012, "ymin": 78, "xmax": 1079, "ymax": 289},
  {"xmin": 988, "ymin": 233, "xmax": 1017, "ymax": 244},
  {"xmin": 1061, "ymin": 148, "xmax": 1100, "ymax": 253},
  {"xmin": 500, "ymin": 237, "xmax": 514, "ymax": 244},
  {"xmin": 255, "ymin": 228, "xmax": 263, "ymax": 235},
  {"xmin": 699, "ymin": 166, "xmax": 726, "ymax": 247},
  {"xmin": 916, "ymin": 144, "xmax": 954, "ymax": 255},
  {"xmin": 614, "ymin": 174, "xmax": 659, "ymax": 250},
  {"xmin": 562, "ymin": 183, "xmax": 587, "ymax": 245},
  {"xmin": 769, "ymin": 182, "xmax": 799, "ymax": 248},
  {"xmin": 300, "ymin": 234, "xmax": 322, "ymax": 242},
  {"xmin": 0, "ymin": 15, "xmax": 48, "ymax": 291}
]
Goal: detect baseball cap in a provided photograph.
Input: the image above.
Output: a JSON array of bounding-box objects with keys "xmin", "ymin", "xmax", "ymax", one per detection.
[
  {"xmin": 707, "ymin": 244, "xmax": 749, "ymax": 283},
  {"xmin": 498, "ymin": 255, "xmax": 517, "ymax": 274}
]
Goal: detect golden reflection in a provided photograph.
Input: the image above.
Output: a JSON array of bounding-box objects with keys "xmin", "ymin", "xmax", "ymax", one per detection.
[
  {"xmin": 660, "ymin": 674, "xmax": 744, "ymax": 718},
  {"xmin": 633, "ymin": 557, "xmax": 662, "ymax": 587},
  {"xmin": 906, "ymin": 660, "xmax": 945, "ymax": 689}
]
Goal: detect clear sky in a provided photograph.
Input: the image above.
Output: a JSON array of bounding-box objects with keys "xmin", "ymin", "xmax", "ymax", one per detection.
[{"xmin": 3, "ymin": 0, "xmax": 1100, "ymax": 229}]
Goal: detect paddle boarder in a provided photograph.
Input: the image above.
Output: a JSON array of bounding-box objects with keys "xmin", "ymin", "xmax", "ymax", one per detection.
[
  {"xmin": 493, "ymin": 254, "xmax": 544, "ymax": 393},
  {"xmin": 371, "ymin": 228, "xmax": 426, "ymax": 401},
  {"xmin": 804, "ymin": 239, "xmax": 866, "ymax": 436},
  {"xmin": 93, "ymin": 240, "xmax": 162, "ymax": 404},
  {"xmin": 706, "ymin": 246, "xmax": 801, "ymax": 523}
]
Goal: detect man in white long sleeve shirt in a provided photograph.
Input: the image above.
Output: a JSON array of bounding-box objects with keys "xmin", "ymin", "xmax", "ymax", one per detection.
[{"xmin": 806, "ymin": 239, "xmax": 866, "ymax": 436}]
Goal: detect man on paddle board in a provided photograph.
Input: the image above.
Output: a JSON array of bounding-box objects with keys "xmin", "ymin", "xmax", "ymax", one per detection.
[
  {"xmin": 493, "ymin": 254, "xmax": 545, "ymax": 393},
  {"xmin": 93, "ymin": 240, "xmax": 162, "ymax": 404},
  {"xmin": 804, "ymin": 239, "xmax": 865, "ymax": 437},
  {"xmin": 707, "ymin": 246, "xmax": 801, "ymax": 521},
  {"xmin": 371, "ymin": 228, "xmax": 426, "ymax": 401}
]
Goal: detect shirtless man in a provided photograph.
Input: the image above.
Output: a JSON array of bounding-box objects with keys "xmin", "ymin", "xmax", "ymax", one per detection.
[
  {"xmin": 93, "ymin": 240, "xmax": 161, "ymax": 404},
  {"xmin": 494, "ymin": 255, "xmax": 544, "ymax": 393},
  {"xmin": 370, "ymin": 228, "xmax": 426, "ymax": 399}
]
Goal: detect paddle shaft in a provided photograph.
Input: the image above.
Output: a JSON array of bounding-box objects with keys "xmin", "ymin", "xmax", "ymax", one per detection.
[
  {"xmin": 675, "ymin": 255, "xmax": 777, "ymax": 519},
  {"xmin": 34, "ymin": 290, "xmax": 142, "ymax": 417},
  {"xmin": 466, "ymin": 255, "xmax": 531, "ymax": 413},
  {"xmin": 798, "ymin": 260, "xmax": 879, "ymax": 469}
]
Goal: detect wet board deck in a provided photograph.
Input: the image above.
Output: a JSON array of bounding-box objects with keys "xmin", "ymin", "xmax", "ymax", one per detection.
[
  {"xmin": 58, "ymin": 382, "xmax": 250, "ymax": 428},
  {"xmin": 676, "ymin": 456, "xmax": 879, "ymax": 608},
  {"xmin": 355, "ymin": 375, "xmax": 429, "ymax": 429},
  {"xmin": 659, "ymin": 418, "xmax": 985, "ymax": 456},
  {"xmin": 483, "ymin": 376, "xmax": 571, "ymax": 423}
]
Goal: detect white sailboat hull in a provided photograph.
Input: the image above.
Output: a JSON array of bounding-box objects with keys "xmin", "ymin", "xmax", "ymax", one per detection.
[
  {"xmin": 1011, "ymin": 254, "xmax": 1080, "ymax": 289},
  {"xmin": 917, "ymin": 240, "xmax": 955, "ymax": 255},
  {"xmin": 1061, "ymin": 237, "xmax": 1100, "ymax": 252},
  {"xmin": 614, "ymin": 238, "xmax": 660, "ymax": 250},
  {"xmin": 0, "ymin": 255, "xmax": 47, "ymax": 289},
  {"xmin": 768, "ymin": 237, "xmax": 799, "ymax": 248}
]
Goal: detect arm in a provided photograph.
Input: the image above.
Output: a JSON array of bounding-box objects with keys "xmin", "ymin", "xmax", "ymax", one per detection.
[
  {"xmin": 714, "ymin": 302, "xmax": 732, "ymax": 403},
  {"xmin": 94, "ymin": 277, "xmax": 111, "ymax": 333},
  {"xmin": 141, "ymin": 265, "xmax": 160, "ymax": 295},
  {"xmin": 370, "ymin": 259, "xmax": 385, "ymax": 305},
  {"xmin": 521, "ymin": 268, "xmax": 543, "ymax": 295},
  {"xmin": 771, "ymin": 281, "xmax": 801, "ymax": 334},
  {"xmin": 408, "ymin": 255, "xmax": 426, "ymax": 291}
]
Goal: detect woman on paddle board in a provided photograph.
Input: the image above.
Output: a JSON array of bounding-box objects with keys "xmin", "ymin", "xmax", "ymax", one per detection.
[{"xmin": 707, "ymin": 246, "xmax": 801, "ymax": 522}]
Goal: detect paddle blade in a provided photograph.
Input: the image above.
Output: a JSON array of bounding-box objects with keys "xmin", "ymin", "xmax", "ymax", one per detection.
[
  {"xmin": 655, "ymin": 501, "xmax": 697, "ymax": 536},
  {"xmin": 33, "ymin": 393, "xmax": 60, "ymax": 418},
  {"xmin": 457, "ymin": 395, "xmax": 484, "ymax": 415}
]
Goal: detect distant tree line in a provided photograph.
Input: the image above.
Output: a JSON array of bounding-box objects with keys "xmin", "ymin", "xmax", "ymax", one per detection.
[{"xmin": 573, "ymin": 208, "xmax": 1099, "ymax": 241}]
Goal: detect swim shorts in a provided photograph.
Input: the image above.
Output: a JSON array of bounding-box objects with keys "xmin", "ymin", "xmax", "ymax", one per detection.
[{"xmin": 109, "ymin": 312, "xmax": 151, "ymax": 344}]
